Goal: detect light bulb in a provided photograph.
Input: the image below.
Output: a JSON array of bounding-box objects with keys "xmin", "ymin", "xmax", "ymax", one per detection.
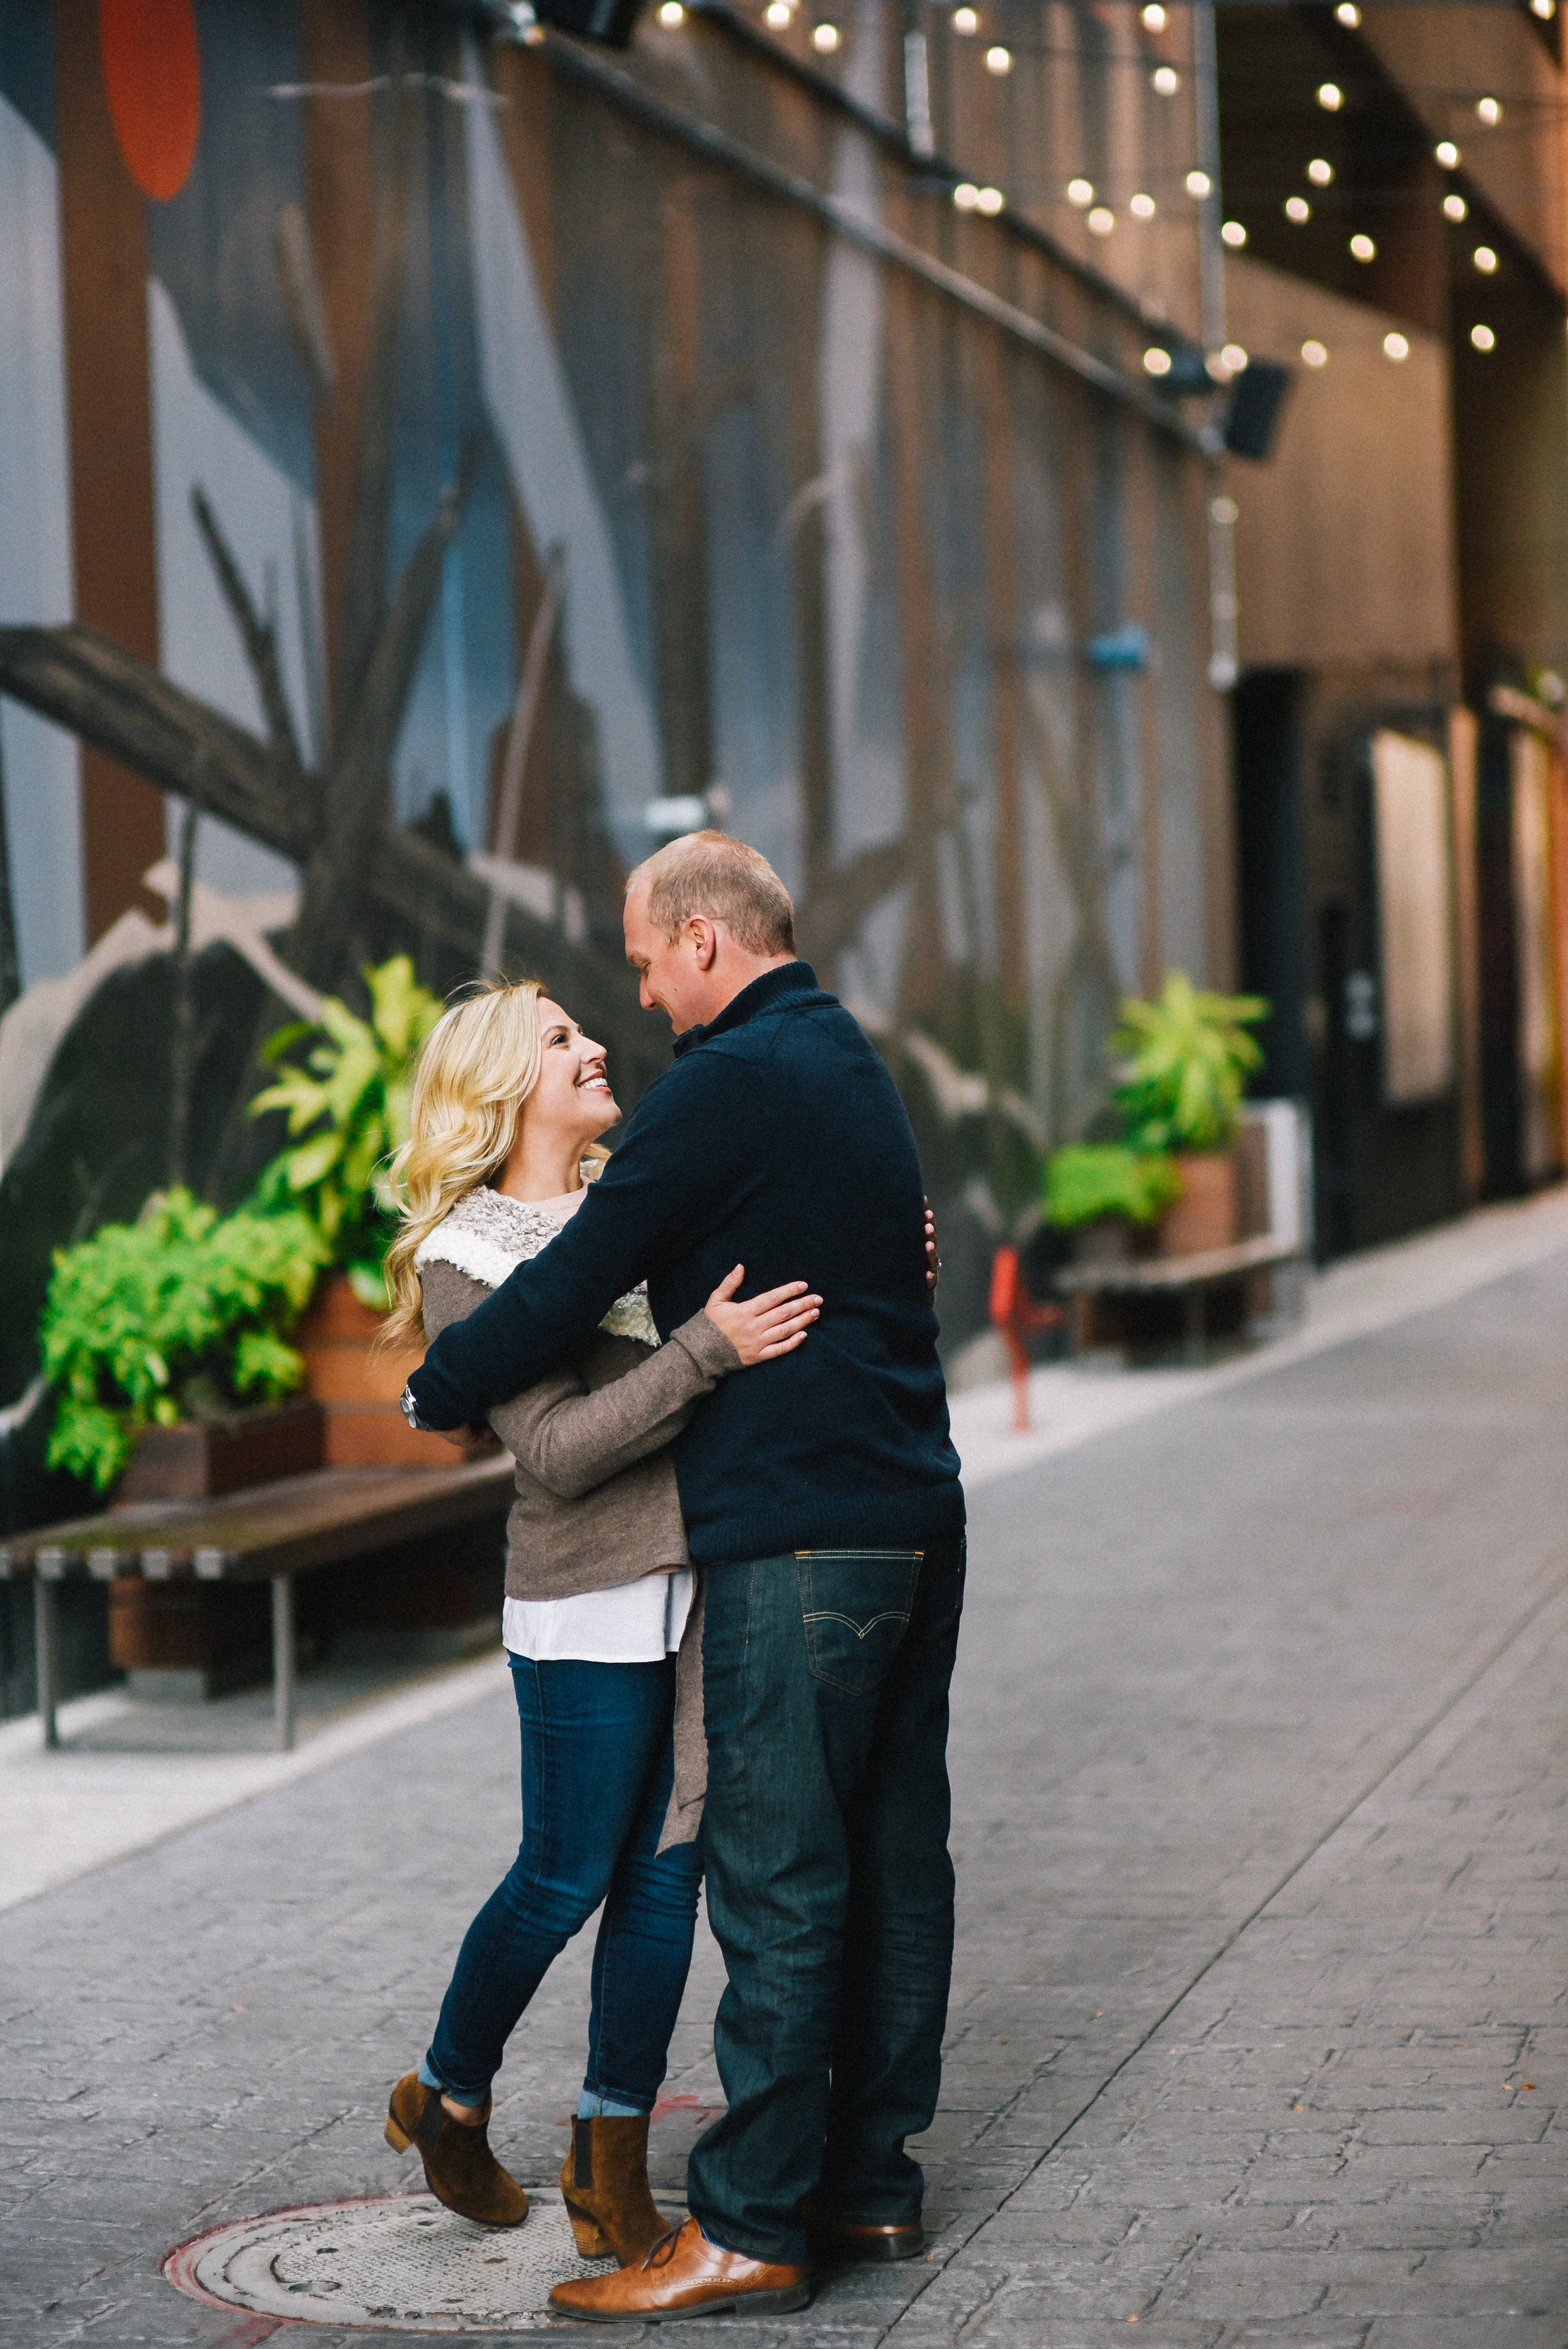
[
  {"xmin": 1473, "ymin": 245, "xmax": 1498, "ymax": 273},
  {"xmin": 1435, "ymin": 141, "xmax": 1459, "ymax": 168},
  {"xmin": 1335, "ymin": 1, "xmax": 1360, "ymax": 21},
  {"xmin": 952, "ymin": 5, "xmax": 978, "ymax": 29},
  {"xmin": 983, "ymin": 43, "xmax": 1011, "ymax": 73},
  {"xmin": 1152, "ymin": 65, "xmax": 1179, "ymax": 95},
  {"xmin": 765, "ymin": 0, "xmax": 792, "ymax": 21},
  {"xmin": 1471, "ymin": 322, "xmax": 1495, "ymax": 350},
  {"xmin": 953, "ymin": 182, "xmax": 980, "ymax": 210},
  {"xmin": 1308, "ymin": 157, "xmax": 1333, "ymax": 186},
  {"xmin": 1443, "ymin": 193, "xmax": 1468, "ymax": 222},
  {"xmin": 1087, "ymin": 206, "xmax": 1115, "ymax": 236},
  {"xmin": 1285, "ymin": 196, "xmax": 1310, "ymax": 223},
  {"xmin": 1142, "ymin": 3, "xmax": 1167, "ymax": 26},
  {"xmin": 1143, "ymin": 347, "xmax": 1173, "ymax": 377},
  {"xmin": 1383, "ymin": 332, "xmax": 1409, "ymax": 361},
  {"xmin": 1301, "ymin": 339, "xmax": 1328, "ymax": 367},
  {"xmin": 1349, "ymin": 232, "xmax": 1376, "ymax": 261},
  {"xmin": 1317, "ymin": 82, "xmax": 1343, "ymax": 111},
  {"xmin": 657, "ymin": 1, "xmax": 684, "ymax": 21},
  {"xmin": 1185, "ymin": 169, "xmax": 1211, "ymax": 198},
  {"xmin": 1531, "ymin": 0, "xmax": 1555, "ymax": 19},
  {"xmin": 1221, "ymin": 218, "xmax": 1247, "ymax": 248},
  {"xmin": 1477, "ymin": 96, "xmax": 1501, "ymax": 125},
  {"xmin": 1210, "ymin": 494, "xmax": 1238, "ymax": 523},
  {"xmin": 1130, "ymin": 191, "xmax": 1157, "ymax": 220},
  {"xmin": 1221, "ymin": 342, "xmax": 1249, "ymax": 374},
  {"xmin": 975, "ymin": 185, "xmax": 1005, "ymax": 215},
  {"xmin": 1067, "ymin": 178, "xmax": 1094, "ymax": 206},
  {"xmin": 811, "ymin": 19, "xmax": 840, "ymax": 48}
]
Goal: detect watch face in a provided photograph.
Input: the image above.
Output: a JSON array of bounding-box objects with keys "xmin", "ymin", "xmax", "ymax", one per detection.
[{"xmin": 400, "ymin": 1384, "xmax": 420, "ymax": 1431}]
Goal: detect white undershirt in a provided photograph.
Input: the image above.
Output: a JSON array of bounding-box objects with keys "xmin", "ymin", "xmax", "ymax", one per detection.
[{"xmin": 496, "ymin": 1185, "xmax": 694, "ymax": 1664}]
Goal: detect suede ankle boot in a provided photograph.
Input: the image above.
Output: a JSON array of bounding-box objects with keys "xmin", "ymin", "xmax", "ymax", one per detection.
[
  {"xmin": 558, "ymin": 2113, "xmax": 667, "ymax": 2264},
  {"xmin": 384, "ymin": 2072, "xmax": 529, "ymax": 2227}
]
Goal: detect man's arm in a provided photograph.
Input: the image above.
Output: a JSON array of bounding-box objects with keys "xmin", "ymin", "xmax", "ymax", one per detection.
[{"xmin": 406, "ymin": 1058, "xmax": 734, "ymax": 1430}]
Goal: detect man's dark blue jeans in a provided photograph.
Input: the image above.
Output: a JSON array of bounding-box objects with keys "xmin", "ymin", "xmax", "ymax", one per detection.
[
  {"xmin": 426, "ymin": 1655, "xmax": 702, "ymax": 2111},
  {"xmin": 686, "ymin": 1532, "xmax": 965, "ymax": 2264}
]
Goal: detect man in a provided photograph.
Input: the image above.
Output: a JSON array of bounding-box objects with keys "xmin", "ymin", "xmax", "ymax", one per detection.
[{"xmin": 405, "ymin": 832, "xmax": 965, "ymax": 2321}]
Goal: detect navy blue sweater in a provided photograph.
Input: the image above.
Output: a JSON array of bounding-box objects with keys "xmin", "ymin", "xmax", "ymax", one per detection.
[{"xmin": 407, "ymin": 963, "xmax": 964, "ymax": 1566}]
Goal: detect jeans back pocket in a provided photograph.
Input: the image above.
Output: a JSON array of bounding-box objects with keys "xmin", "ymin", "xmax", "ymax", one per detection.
[{"xmin": 795, "ymin": 1549, "xmax": 922, "ymax": 1695}]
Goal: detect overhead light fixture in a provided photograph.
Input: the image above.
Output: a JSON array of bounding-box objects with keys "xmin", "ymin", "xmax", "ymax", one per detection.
[
  {"xmin": 1143, "ymin": 347, "xmax": 1173, "ymax": 377},
  {"xmin": 1474, "ymin": 245, "xmax": 1498, "ymax": 272},
  {"xmin": 1435, "ymin": 141, "xmax": 1460, "ymax": 168},
  {"xmin": 1221, "ymin": 218, "xmax": 1247, "ymax": 248},
  {"xmin": 1152, "ymin": 65, "xmax": 1180, "ymax": 95},
  {"xmin": 983, "ymin": 42, "xmax": 1011, "ymax": 73},
  {"xmin": 1285, "ymin": 196, "xmax": 1310, "ymax": 223},
  {"xmin": 1308, "ymin": 157, "xmax": 1333, "ymax": 187},
  {"xmin": 1317, "ymin": 82, "xmax": 1343, "ymax": 111},
  {"xmin": 1443, "ymin": 193, "xmax": 1468, "ymax": 222},
  {"xmin": 1087, "ymin": 205, "xmax": 1115, "ymax": 235},
  {"xmin": 1067, "ymin": 177, "xmax": 1094, "ymax": 206},
  {"xmin": 1130, "ymin": 191, "xmax": 1157, "ymax": 219},
  {"xmin": 1471, "ymin": 322, "xmax": 1495, "ymax": 349},
  {"xmin": 1477, "ymin": 95, "xmax": 1501, "ymax": 125},
  {"xmin": 1383, "ymin": 332, "xmax": 1409, "ymax": 361},
  {"xmin": 1301, "ymin": 339, "xmax": 1328, "ymax": 367},
  {"xmin": 1350, "ymin": 232, "xmax": 1375, "ymax": 261},
  {"xmin": 1185, "ymin": 169, "xmax": 1211, "ymax": 198}
]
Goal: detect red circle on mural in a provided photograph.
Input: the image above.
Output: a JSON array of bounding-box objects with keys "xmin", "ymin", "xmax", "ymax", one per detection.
[{"xmin": 99, "ymin": 0, "xmax": 201, "ymax": 202}]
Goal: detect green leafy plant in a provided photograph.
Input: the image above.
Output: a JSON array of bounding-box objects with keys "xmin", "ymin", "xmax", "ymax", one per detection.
[
  {"xmin": 1111, "ymin": 972, "xmax": 1268, "ymax": 1154},
  {"xmin": 40, "ymin": 1189, "xmax": 324, "ymax": 1493},
  {"xmin": 249, "ymin": 955, "xmax": 442, "ymax": 1308},
  {"xmin": 1043, "ymin": 1143, "xmax": 1183, "ymax": 1231}
]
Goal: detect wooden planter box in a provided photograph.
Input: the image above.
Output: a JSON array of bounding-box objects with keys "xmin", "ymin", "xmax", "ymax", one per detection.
[
  {"xmin": 296, "ymin": 1274, "xmax": 463, "ymax": 1467},
  {"xmin": 115, "ymin": 1396, "xmax": 324, "ymax": 1503}
]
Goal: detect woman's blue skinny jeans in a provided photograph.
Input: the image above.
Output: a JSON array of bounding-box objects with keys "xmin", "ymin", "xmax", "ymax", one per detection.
[{"xmin": 425, "ymin": 1655, "xmax": 703, "ymax": 2113}]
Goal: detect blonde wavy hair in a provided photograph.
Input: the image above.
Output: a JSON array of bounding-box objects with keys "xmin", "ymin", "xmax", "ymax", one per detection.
[{"xmin": 380, "ymin": 978, "xmax": 606, "ymax": 1352}]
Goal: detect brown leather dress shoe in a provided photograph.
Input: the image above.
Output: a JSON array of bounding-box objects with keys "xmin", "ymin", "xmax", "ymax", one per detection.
[
  {"xmin": 548, "ymin": 2215, "xmax": 810, "ymax": 2322},
  {"xmin": 384, "ymin": 2071, "xmax": 528, "ymax": 2227},
  {"xmin": 802, "ymin": 2195, "xmax": 926, "ymax": 2263}
]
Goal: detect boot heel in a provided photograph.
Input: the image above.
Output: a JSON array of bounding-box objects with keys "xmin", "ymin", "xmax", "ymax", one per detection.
[
  {"xmin": 384, "ymin": 2111, "xmax": 413, "ymax": 2153},
  {"xmin": 563, "ymin": 2197, "xmax": 611, "ymax": 2258}
]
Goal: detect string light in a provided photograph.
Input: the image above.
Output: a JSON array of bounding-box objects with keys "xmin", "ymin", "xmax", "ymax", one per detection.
[
  {"xmin": 1142, "ymin": 3, "xmax": 1167, "ymax": 26},
  {"xmin": 953, "ymin": 181, "xmax": 980, "ymax": 209},
  {"xmin": 1435, "ymin": 141, "xmax": 1460, "ymax": 168},
  {"xmin": 1301, "ymin": 339, "xmax": 1328, "ymax": 366},
  {"xmin": 1531, "ymin": 0, "xmax": 1555, "ymax": 19},
  {"xmin": 1185, "ymin": 169, "xmax": 1211, "ymax": 198},
  {"xmin": 1350, "ymin": 232, "xmax": 1376, "ymax": 261},
  {"xmin": 1130, "ymin": 191, "xmax": 1157, "ymax": 219},
  {"xmin": 1444, "ymin": 193, "xmax": 1468, "ymax": 221},
  {"xmin": 764, "ymin": 0, "xmax": 792, "ymax": 21},
  {"xmin": 1221, "ymin": 342, "xmax": 1249, "ymax": 374},
  {"xmin": 1308, "ymin": 158, "xmax": 1333, "ymax": 186},
  {"xmin": 811, "ymin": 19, "xmax": 839, "ymax": 48},
  {"xmin": 951, "ymin": 5, "xmax": 978, "ymax": 29},
  {"xmin": 1477, "ymin": 95, "xmax": 1501, "ymax": 125},
  {"xmin": 1335, "ymin": 1, "xmax": 1360, "ymax": 21},
  {"xmin": 984, "ymin": 43, "xmax": 1011, "ymax": 73},
  {"xmin": 1088, "ymin": 205, "xmax": 1115, "ymax": 235},
  {"xmin": 975, "ymin": 185, "xmax": 1005, "ymax": 214},
  {"xmin": 1152, "ymin": 65, "xmax": 1179, "ymax": 95},
  {"xmin": 1221, "ymin": 219, "xmax": 1247, "ymax": 247},
  {"xmin": 657, "ymin": 1, "xmax": 684, "ymax": 22},
  {"xmin": 1317, "ymin": 82, "xmax": 1343, "ymax": 111},
  {"xmin": 1286, "ymin": 196, "xmax": 1310, "ymax": 223},
  {"xmin": 1383, "ymin": 332, "xmax": 1409, "ymax": 361},
  {"xmin": 1143, "ymin": 347, "xmax": 1173, "ymax": 376},
  {"xmin": 1471, "ymin": 322, "xmax": 1495, "ymax": 349},
  {"xmin": 1474, "ymin": 245, "xmax": 1498, "ymax": 272},
  {"xmin": 1067, "ymin": 177, "xmax": 1094, "ymax": 205}
]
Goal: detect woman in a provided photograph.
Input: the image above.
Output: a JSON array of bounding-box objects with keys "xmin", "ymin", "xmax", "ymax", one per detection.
[{"xmin": 378, "ymin": 977, "xmax": 819, "ymax": 2266}]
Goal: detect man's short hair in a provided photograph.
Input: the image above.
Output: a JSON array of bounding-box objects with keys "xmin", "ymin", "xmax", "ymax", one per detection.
[{"xmin": 628, "ymin": 830, "xmax": 797, "ymax": 958}]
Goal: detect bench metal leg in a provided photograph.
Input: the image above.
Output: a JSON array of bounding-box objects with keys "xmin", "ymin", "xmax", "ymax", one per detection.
[
  {"xmin": 34, "ymin": 1577, "xmax": 60, "ymax": 1750},
  {"xmin": 272, "ymin": 1575, "xmax": 296, "ymax": 1752}
]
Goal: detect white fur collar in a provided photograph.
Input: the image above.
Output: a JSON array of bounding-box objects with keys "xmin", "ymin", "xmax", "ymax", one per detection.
[{"xmin": 416, "ymin": 1185, "xmax": 660, "ymax": 1348}]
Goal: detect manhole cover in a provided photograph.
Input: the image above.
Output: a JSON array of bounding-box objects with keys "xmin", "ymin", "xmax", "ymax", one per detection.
[{"xmin": 164, "ymin": 2188, "xmax": 677, "ymax": 2332}]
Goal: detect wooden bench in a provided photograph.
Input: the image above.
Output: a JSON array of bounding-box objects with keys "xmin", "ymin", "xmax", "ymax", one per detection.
[
  {"xmin": 0, "ymin": 1455, "xmax": 514, "ymax": 1754},
  {"xmin": 1055, "ymin": 1234, "xmax": 1307, "ymax": 1363}
]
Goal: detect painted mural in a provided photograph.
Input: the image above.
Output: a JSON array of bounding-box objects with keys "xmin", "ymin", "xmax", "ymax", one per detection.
[{"xmin": 0, "ymin": 0, "xmax": 1218, "ymax": 1582}]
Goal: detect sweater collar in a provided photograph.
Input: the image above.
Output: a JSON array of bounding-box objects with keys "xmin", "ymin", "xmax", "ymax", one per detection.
[{"xmin": 671, "ymin": 960, "xmax": 827, "ymax": 1056}]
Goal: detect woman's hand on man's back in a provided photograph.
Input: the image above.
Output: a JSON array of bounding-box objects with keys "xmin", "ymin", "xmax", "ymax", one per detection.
[{"xmin": 704, "ymin": 1267, "xmax": 822, "ymax": 1365}]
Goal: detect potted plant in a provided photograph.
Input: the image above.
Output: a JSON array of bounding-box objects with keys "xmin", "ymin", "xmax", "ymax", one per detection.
[
  {"xmin": 249, "ymin": 955, "xmax": 445, "ymax": 1464},
  {"xmin": 1110, "ymin": 972, "xmax": 1268, "ymax": 1256},
  {"xmin": 1042, "ymin": 1143, "xmax": 1182, "ymax": 1261},
  {"xmin": 40, "ymin": 1187, "xmax": 324, "ymax": 1499}
]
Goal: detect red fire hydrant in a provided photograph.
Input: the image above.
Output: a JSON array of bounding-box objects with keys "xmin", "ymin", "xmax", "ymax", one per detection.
[{"xmin": 989, "ymin": 1244, "xmax": 1064, "ymax": 1433}]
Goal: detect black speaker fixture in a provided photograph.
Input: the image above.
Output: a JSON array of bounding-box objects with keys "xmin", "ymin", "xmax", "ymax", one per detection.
[
  {"xmin": 533, "ymin": 0, "xmax": 649, "ymax": 43},
  {"xmin": 1223, "ymin": 360, "xmax": 1292, "ymax": 462}
]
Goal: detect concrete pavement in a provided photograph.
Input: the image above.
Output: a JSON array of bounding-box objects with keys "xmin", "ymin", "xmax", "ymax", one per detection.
[{"xmin": 3, "ymin": 1212, "xmax": 1567, "ymax": 2343}]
